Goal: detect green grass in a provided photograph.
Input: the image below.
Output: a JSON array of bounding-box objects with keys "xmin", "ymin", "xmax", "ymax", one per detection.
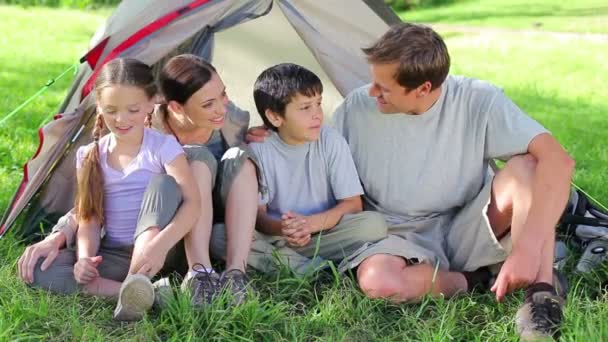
[
  {"xmin": 397, "ymin": 0, "xmax": 608, "ymax": 34},
  {"xmin": 1, "ymin": 3, "xmax": 608, "ymax": 341}
]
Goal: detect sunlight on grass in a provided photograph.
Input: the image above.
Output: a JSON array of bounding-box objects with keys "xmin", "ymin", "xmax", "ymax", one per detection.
[{"xmin": 399, "ymin": 0, "xmax": 608, "ymax": 33}]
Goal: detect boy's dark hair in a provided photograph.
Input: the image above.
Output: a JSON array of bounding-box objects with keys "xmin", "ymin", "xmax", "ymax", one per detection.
[
  {"xmin": 253, "ymin": 63, "xmax": 323, "ymax": 131},
  {"xmin": 362, "ymin": 23, "xmax": 450, "ymax": 91}
]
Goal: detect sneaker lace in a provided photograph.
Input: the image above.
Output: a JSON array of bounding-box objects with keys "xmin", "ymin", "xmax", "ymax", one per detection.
[
  {"xmin": 192, "ymin": 263, "xmax": 218, "ymax": 303},
  {"xmin": 530, "ymin": 297, "xmax": 563, "ymax": 335}
]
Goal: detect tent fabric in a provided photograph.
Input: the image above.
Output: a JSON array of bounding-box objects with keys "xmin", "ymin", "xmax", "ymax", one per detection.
[{"xmin": 0, "ymin": 0, "xmax": 394, "ymax": 238}]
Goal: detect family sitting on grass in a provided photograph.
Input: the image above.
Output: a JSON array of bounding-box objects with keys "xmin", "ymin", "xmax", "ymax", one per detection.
[{"xmin": 16, "ymin": 23, "xmax": 573, "ymax": 341}]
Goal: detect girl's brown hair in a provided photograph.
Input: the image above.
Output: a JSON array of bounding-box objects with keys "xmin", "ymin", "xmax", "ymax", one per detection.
[{"xmin": 75, "ymin": 58, "xmax": 156, "ymax": 224}]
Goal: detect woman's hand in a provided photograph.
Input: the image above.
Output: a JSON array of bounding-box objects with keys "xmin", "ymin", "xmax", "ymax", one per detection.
[
  {"xmin": 18, "ymin": 232, "xmax": 65, "ymax": 284},
  {"xmin": 246, "ymin": 125, "xmax": 270, "ymax": 143}
]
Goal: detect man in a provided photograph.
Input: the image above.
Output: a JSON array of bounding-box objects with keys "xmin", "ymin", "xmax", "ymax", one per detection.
[{"xmin": 330, "ymin": 23, "xmax": 573, "ymax": 340}]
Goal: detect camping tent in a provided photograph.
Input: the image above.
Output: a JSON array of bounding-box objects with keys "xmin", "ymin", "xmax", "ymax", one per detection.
[{"xmin": 0, "ymin": 0, "xmax": 400, "ymax": 239}]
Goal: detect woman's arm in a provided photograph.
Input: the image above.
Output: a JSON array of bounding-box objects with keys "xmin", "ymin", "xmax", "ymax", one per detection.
[{"xmin": 51, "ymin": 209, "xmax": 78, "ymax": 247}]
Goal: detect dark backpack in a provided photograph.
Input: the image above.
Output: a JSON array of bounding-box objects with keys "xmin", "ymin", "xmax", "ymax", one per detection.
[{"xmin": 558, "ymin": 188, "xmax": 608, "ymax": 273}]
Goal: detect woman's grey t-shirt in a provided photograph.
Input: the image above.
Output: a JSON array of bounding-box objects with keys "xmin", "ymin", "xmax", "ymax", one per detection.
[
  {"xmin": 250, "ymin": 126, "xmax": 364, "ymax": 219},
  {"xmin": 333, "ymin": 75, "xmax": 548, "ymax": 226}
]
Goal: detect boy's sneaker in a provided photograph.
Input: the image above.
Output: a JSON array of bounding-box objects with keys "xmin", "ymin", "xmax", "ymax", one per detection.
[
  {"xmin": 515, "ymin": 282, "xmax": 565, "ymax": 341},
  {"xmin": 113, "ymin": 274, "xmax": 155, "ymax": 321},
  {"xmin": 183, "ymin": 264, "xmax": 222, "ymax": 307},
  {"xmin": 219, "ymin": 269, "xmax": 252, "ymax": 306},
  {"xmin": 152, "ymin": 277, "xmax": 174, "ymax": 310}
]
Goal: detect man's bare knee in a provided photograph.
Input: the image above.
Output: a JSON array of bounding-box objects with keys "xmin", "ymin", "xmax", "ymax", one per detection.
[
  {"xmin": 357, "ymin": 254, "xmax": 427, "ymax": 302},
  {"xmin": 489, "ymin": 154, "xmax": 537, "ymax": 226}
]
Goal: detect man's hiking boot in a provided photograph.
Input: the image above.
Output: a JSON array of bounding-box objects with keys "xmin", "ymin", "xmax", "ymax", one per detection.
[
  {"xmin": 515, "ymin": 282, "xmax": 565, "ymax": 341},
  {"xmin": 219, "ymin": 269, "xmax": 252, "ymax": 306},
  {"xmin": 113, "ymin": 274, "xmax": 155, "ymax": 321},
  {"xmin": 186, "ymin": 264, "xmax": 222, "ymax": 307}
]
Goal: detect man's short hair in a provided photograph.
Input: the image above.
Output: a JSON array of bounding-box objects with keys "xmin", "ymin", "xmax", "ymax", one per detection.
[
  {"xmin": 253, "ymin": 63, "xmax": 323, "ymax": 131},
  {"xmin": 362, "ymin": 23, "xmax": 450, "ymax": 91}
]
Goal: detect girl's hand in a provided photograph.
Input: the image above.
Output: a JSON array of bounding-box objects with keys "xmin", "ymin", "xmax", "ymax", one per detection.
[
  {"xmin": 130, "ymin": 243, "xmax": 168, "ymax": 277},
  {"xmin": 74, "ymin": 256, "xmax": 102, "ymax": 284}
]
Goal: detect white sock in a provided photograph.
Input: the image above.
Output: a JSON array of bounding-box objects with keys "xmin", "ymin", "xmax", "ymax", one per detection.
[{"xmin": 187, "ymin": 267, "xmax": 215, "ymax": 280}]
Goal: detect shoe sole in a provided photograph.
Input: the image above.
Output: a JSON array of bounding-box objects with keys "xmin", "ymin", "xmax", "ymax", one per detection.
[{"xmin": 113, "ymin": 274, "xmax": 154, "ymax": 321}]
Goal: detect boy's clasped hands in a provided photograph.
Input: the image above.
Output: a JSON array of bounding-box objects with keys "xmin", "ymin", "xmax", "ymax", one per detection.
[{"xmin": 280, "ymin": 211, "xmax": 327, "ymax": 247}]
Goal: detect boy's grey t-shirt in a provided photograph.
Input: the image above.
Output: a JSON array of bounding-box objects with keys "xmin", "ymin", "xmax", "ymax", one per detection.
[
  {"xmin": 250, "ymin": 125, "xmax": 364, "ymax": 219},
  {"xmin": 333, "ymin": 75, "xmax": 548, "ymax": 225}
]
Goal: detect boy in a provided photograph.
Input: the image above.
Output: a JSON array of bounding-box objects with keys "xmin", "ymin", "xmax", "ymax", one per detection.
[{"xmin": 248, "ymin": 63, "xmax": 387, "ymax": 274}]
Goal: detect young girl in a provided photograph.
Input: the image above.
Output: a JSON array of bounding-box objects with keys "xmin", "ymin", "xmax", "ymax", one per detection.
[{"xmin": 21, "ymin": 58, "xmax": 200, "ymax": 321}]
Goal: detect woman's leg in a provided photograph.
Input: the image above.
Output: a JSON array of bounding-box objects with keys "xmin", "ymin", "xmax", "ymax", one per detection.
[
  {"xmin": 180, "ymin": 146, "xmax": 219, "ymax": 271},
  {"xmin": 222, "ymin": 158, "xmax": 258, "ymax": 271},
  {"xmin": 183, "ymin": 159, "xmax": 215, "ymax": 270}
]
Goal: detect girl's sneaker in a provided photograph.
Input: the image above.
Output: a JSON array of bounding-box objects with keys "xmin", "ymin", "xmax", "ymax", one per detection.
[{"xmin": 113, "ymin": 274, "xmax": 155, "ymax": 321}]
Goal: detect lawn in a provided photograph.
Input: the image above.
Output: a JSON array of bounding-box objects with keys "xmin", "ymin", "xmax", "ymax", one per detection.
[
  {"xmin": 397, "ymin": 0, "xmax": 608, "ymax": 34},
  {"xmin": 1, "ymin": 3, "xmax": 608, "ymax": 341}
]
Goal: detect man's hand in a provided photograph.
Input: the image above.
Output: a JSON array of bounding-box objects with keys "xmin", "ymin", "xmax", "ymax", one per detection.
[
  {"xmin": 246, "ymin": 125, "xmax": 270, "ymax": 143},
  {"xmin": 74, "ymin": 256, "xmax": 102, "ymax": 284},
  {"xmin": 18, "ymin": 232, "xmax": 65, "ymax": 284},
  {"xmin": 281, "ymin": 211, "xmax": 314, "ymax": 247},
  {"xmin": 129, "ymin": 241, "xmax": 168, "ymax": 277},
  {"xmin": 491, "ymin": 245, "xmax": 541, "ymax": 302}
]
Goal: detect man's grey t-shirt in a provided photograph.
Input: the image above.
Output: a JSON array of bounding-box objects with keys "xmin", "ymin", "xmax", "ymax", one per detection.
[
  {"xmin": 250, "ymin": 126, "xmax": 364, "ymax": 219},
  {"xmin": 333, "ymin": 75, "xmax": 548, "ymax": 225}
]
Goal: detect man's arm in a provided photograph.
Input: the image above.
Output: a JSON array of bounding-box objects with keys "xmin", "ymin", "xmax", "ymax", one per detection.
[
  {"xmin": 491, "ymin": 133, "xmax": 574, "ymax": 300},
  {"xmin": 520, "ymin": 133, "xmax": 574, "ymax": 246}
]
